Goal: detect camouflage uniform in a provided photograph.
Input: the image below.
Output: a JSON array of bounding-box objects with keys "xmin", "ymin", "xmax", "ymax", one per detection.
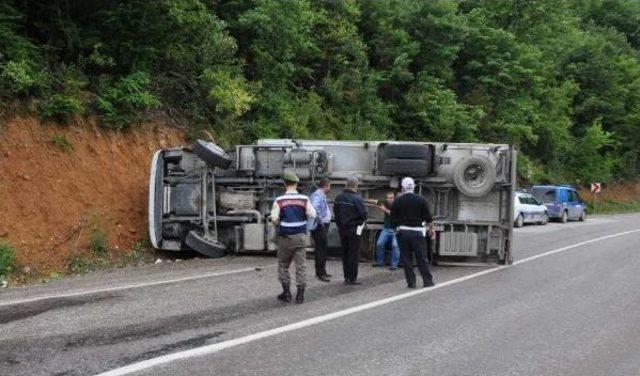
[{"xmin": 276, "ymin": 233, "xmax": 308, "ymax": 286}]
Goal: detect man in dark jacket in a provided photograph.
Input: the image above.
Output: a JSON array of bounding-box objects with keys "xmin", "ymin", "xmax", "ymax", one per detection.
[
  {"xmin": 333, "ymin": 176, "xmax": 367, "ymax": 285},
  {"xmin": 390, "ymin": 177, "xmax": 435, "ymax": 288}
]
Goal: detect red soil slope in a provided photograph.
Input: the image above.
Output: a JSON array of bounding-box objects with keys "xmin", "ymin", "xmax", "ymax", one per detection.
[
  {"xmin": 579, "ymin": 182, "xmax": 640, "ymax": 205},
  {"xmin": 0, "ymin": 117, "xmax": 185, "ymax": 272}
]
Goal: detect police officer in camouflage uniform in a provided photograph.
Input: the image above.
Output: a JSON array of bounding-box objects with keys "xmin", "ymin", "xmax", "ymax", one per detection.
[{"xmin": 270, "ymin": 171, "xmax": 316, "ymax": 303}]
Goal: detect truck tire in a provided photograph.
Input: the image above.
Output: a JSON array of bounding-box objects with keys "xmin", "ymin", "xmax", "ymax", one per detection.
[
  {"xmin": 452, "ymin": 155, "xmax": 496, "ymax": 197},
  {"xmin": 185, "ymin": 230, "xmax": 226, "ymax": 258},
  {"xmin": 380, "ymin": 158, "xmax": 431, "ymax": 176},
  {"xmin": 192, "ymin": 140, "xmax": 232, "ymax": 169},
  {"xmin": 383, "ymin": 144, "xmax": 431, "ymax": 160}
]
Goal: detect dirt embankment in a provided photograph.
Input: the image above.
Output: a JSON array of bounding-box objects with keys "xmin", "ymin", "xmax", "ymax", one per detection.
[
  {"xmin": 578, "ymin": 181, "xmax": 640, "ymax": 211},
  {"xmin": 0, "ymin": 117, "xmax": 185, "ymax": 273}
]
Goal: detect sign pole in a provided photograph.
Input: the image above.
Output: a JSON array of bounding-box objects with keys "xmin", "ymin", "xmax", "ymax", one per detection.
[{"xmin": 591, "ymin": 182, "xmax": 601, "ymax": 215}]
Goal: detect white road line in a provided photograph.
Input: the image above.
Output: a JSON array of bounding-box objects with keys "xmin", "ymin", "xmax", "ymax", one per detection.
[
  {"xmin": 512, "ymin": 229, "xmax": 640, "ymax": 265},
  {"xmin": 96, "ymin": 228, "xmax": 640, "ymax": 376},
  {"xmin": 0, "ymin": 268, "xmax": 258, "ymax": 307}
]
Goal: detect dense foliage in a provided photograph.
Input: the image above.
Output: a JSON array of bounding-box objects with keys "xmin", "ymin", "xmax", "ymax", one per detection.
[{"xmin": 1, "ymin": 0, "xmax": 640, "ymax": 183}]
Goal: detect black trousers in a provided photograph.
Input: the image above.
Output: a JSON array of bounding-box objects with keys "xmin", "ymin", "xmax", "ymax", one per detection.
[
  {"xmin": 397, "ymin": 230, "xmax": 434, "ymax": 286},
  {"xmin": 339, "ymin": 231, "xmax": 361, "ymax": 283},
  {"xmin": 311, "ymin": 224, "xmax": 329, "ymax": 277}
]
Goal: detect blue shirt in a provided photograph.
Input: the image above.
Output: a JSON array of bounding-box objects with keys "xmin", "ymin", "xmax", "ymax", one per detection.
[{"xmin": 308, "ymin": 189, "xmax": 331, "ymax": 230}]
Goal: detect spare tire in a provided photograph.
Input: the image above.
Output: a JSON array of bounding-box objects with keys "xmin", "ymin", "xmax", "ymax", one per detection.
[
  {"xmin": 192, "ymin": 140, "xmax": 232, "ymax": 169},
  {"xmin": 383, "ymin": 144, "xmax": 431, "ymax": 160},
  {"xmin": 380, "ymin": 158, "xmax": 431, "ymax": 176},
  {"xmin": 452, "ymin": 155, "xmax": 496, "ymax": 197},
  {"xmin": 185, "ymin": 230, "xmax": 226, "ymax": 258}
]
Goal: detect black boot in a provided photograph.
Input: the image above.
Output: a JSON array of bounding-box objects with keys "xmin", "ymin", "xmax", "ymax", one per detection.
[
  {"xmin": 295, "ymin": 285, "xmax": 305, "ymax": 304},
  {"xmin": 277, "ymin": 284, "xmax": 292, "ymax": 302}
]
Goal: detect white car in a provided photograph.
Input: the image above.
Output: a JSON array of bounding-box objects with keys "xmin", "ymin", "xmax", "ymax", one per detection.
[{"xmin": 514, "ymin": 191, "xmax": 548, "ymax": 227}]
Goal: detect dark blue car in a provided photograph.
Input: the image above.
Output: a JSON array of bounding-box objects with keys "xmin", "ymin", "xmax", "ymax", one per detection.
[{"xmin": 530, "ymin": 185, "xmax": 587, "ymax": 223}]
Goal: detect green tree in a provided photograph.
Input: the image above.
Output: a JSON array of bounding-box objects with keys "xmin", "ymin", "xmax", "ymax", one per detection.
[{"xmin": 1, "ymin": 0, "xmax": 640, "ymax": 183}]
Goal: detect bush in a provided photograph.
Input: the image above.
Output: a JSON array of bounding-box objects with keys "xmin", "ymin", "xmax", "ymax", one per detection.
[
  {"xmin": 40, "ymin": 94, "xmax": 84, "ymax": 122},
  {"xmin": 95, "ymin": 72, "xmax": 161, "ymax": 129},
  {"xmin": 568, "ymin": 121, "xmax": 616, "ymax": 183},
  {"xmin": 89, "ymin": 214, "xmax": 109, "ymax": 256},
  {"xmin": 51, "ymin": 134, "xmax": 73, "ymax": 152},
  {"xmin": 0, "ymin": 60, "xmax": 41, "ymax": 95},
  {"xmin": 203, "ymin": 69, "xmax": 254, "ymax": 117},
  {"xmin": 0, "ymin": 239, "xmax": 16, "ymax": 278},
  {"xmin": 66, "ymin": 254, "xmax": 105, "ymax": 275}
]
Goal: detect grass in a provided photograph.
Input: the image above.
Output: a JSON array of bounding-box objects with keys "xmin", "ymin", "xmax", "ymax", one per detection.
[
  {"xmin": 59, "ymin": 213, "xmax": 149, "ymax": 277},
  {"xmin": 65, "ymin": 239, "xmax": 153, "ymax": 276},
  {"xmin": 0, "ymin": 239, "xmax": 16, "ymax": 278},
  {"xmin": 587, "ymin": 200, "xmax": 640, "ymax": 215},
  {"xmin": 66, "ymin": 253, "xmax": 107, "ymax": 275},
  {"xmin": 89, "ymin": 213, "xmax": 109, "ymax": 256},
  {"xmin": 112, "ymin": 248, "xmax": 148, "ymax": 268},
  {"xmin": 51, "ymin": 134, "xmax": 73, "ymax": 152}
]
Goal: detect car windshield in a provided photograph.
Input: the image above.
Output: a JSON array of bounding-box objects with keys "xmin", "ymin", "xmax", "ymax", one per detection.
[{"xmin": 532, "ymin": 188, "xmax": 555, "ymax": 203}]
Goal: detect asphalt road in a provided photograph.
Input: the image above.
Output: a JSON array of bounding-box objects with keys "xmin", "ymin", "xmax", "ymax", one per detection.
[{"xmin": 1, "ymin": 214, "xmax": 639, "ymax": 376}]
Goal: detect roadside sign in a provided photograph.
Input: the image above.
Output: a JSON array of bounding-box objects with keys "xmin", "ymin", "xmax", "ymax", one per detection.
[{"xmin": 591, "ymin": 182, "xmax": 601, "ymax": 214}]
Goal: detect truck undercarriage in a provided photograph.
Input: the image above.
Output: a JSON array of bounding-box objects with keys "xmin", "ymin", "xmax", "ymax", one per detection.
[{"xmin": 149, "ymin": 139, "xmax": 516, "ymax": 265}]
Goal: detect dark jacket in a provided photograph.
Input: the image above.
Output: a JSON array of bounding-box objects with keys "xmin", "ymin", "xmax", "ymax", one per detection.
[
  {"xmin": 333, "ymin": 189, "xmax": 367, "ymax": 234},
  {"xmin": 390, "ymin": 192, "xmax": 433, "ymax": 227}
]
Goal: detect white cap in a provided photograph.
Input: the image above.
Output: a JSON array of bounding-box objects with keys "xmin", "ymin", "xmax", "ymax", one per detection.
[{"xmin": 401, "ymin": 177, "xmax": 415, "ymax": 193}]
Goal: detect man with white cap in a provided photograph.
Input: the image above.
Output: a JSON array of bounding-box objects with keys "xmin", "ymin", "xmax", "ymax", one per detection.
[{"xmin": 390, "ymin": 177, "xmax": 435, "ymax": 288}]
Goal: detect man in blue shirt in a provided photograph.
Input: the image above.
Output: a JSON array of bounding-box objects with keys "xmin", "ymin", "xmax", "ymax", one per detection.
[
  {"xmin": 270, "ymin": 171, "xmax": 316, "ymax": 303},
  {"xmin": 309, "ymin": 178, "xmax": 332, "ymax": 282}
]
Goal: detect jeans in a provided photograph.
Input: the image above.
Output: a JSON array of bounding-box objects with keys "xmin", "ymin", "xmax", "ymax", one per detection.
[{"xmin": 375, "ymin": 228, "xmax": 400, "ymax": 267}]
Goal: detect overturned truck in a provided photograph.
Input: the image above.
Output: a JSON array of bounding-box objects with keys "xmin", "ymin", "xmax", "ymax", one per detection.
[{"xmin": 149, "ymin": 139, "xmax": 516, "ymax": 265}]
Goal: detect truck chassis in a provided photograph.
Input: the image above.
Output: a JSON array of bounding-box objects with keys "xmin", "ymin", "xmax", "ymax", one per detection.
[{"xmin": 149, "ymin": 139, "xmax": 516, "ymax": 265}]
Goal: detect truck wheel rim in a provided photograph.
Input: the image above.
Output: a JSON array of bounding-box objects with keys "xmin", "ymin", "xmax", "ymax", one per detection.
[{"xmin": 464, "ymin": 163, "xmax": 486, "ymax": 188}]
